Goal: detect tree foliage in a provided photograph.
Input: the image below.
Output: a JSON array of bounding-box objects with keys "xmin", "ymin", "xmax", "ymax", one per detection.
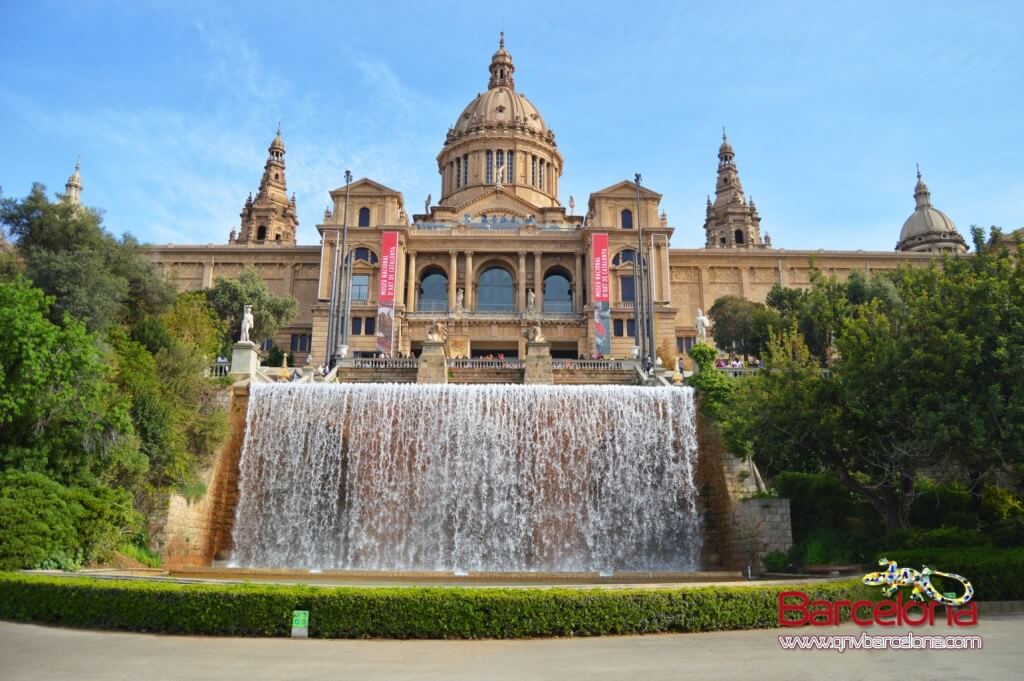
[
  {"xmin": 205, "ymin": 267, "xmax": 296, "ymax": 352},
  {"xmin": 707, "ymin": 295, "xmax": 782, "ymax": 358},
  {"xmin": 0, "ymin": 184, "xmax": 175, "ymax": 331},
  {"xmin": 727, "ymin": 229, "xmax": 1024, "ymax": 529}
]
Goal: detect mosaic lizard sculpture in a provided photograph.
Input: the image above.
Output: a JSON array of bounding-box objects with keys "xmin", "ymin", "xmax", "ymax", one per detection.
[{"xmin": 862, "ymin": 558, "xmax": 974, "ymax": 606}]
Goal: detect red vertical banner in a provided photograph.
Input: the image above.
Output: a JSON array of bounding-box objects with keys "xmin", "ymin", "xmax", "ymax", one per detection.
[
  {"xmin": 375, "ymin": 231, "xmax": 399, "ymax": 356},
  {"xmin": 591, "ymin": 233, "xmax": 611, "ymax": 356}
]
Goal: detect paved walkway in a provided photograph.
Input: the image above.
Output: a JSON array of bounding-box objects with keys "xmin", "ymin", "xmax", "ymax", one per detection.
[{"xmin": 2, "ymin": 615, "xmax": 1021, "ymax": 680}]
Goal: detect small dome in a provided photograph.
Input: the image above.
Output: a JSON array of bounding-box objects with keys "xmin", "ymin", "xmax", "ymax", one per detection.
[
  {"xmin": 896, "ymin": 167, "xmax": 966, "ymax": 252},
  {"xmin": 269, "ymin": 125, "xmax": 285, "ymax": 153},
  {"xmin": 452, "ymin": 87, "xmax": 547, "ymax": 136},
  {"xmin": 899, "ymin": 205, "xmax": 958, "ymax": 242}
]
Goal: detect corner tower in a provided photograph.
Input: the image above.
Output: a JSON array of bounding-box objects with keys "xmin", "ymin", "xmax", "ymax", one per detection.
[
  {"xmin": 703, "ymin": 131, "xmax": 768, "ymax": 249},
  {"xmin": 896, "ymin": 166, "xmax": 967, "ymax": 253},
  {"xmin": 233, "ymin": 126, "xmax": 299, "ymax": 245},
  {"xmin": 434, "ymin": 33, "xmax": 564, "ymax": 215},
  {"xmin": 64, "ymin": 159, "xmax": 82, "ymax": 205}
]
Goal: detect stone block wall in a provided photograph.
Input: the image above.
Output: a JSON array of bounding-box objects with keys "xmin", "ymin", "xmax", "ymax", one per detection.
[
  {"xmin": 162, "ymin": 381, "xmax": 250, "ymax": 568},
  {"xmin": 694, "ymin": 405, "xmax": 793, "ymax": 573}
]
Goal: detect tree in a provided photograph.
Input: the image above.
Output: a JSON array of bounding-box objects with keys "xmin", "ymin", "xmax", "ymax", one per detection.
[
  {"xmin": 727, "ymin": 232, "xmax": 1024, "ymax": 528},
  {"xmin": 0, "ymin": 278, "xmax": 143, "ymax": 487},
  {"xmin": 206, "ymin": 267, "xmax": 297, "ymax": 352},
  {"xmin": 0, "ymin": 184, "xmax": 175, "ymax": 331},
  {"xmin": 708, "ymin": 295, "xmax": 781, "ymax": 358}
]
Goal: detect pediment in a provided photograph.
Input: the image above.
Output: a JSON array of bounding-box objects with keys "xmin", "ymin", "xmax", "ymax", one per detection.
[
  {"xmin": 589, "ymin": 179, "xmax": 663, "ymax": 199},
  {"xmin": 329, "ymin": 177, "xmax": 402, "ymax": 197},
  {"xmin": 450, "ymin": 187, "xmax": 542, "ymax": 218}
]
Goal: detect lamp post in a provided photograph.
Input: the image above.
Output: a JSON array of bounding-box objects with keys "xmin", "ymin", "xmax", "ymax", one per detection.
[
  {"xmin": 330, "ymin": 170, "xmax": 352, "ymax": 366},
  {"xmin": 634, "ymin": 173, "xmax": 649, "ymax": 365}
]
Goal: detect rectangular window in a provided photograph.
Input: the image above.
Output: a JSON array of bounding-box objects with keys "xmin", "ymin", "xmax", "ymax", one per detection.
[
  {"xmin": 620, "ymin": 275, "xmax": 635, "ymax": 303},
  {"xmin": 507, "ymin": 150, "xmax": 514, "ymax": 183},
  {"xmin": 455, "ymin": 158, "xmax": 462, "ymax": 189},
  {"xmin": 364, "ymin": 316, "xmax": 376, "ymax": 336},
  {"xmin": 351, "ymin": 317, "xmax": 362, "ymax": 336},
  {"xmin": 626, "ymin": 319, "xmax": 636, "ymax": 338},
  {"xmin": 290, "ymin": 334, "xmax": 310, "ymax": 353},
  {"xmin": 486, "ymin": 150, "xmax": 493, "ymax": 184},
  {"xmin": 613, "ymin": 319, "xmax": 624, "ymax": 337},
  {"xmin": 463, "ymin": 154, "xmax": 468, "ymax": 185},
  {"xmin": 351, "ymin": 274, "xmax": 369, "ymax": 302},
  {"xmin": 260, "ymin": 338, "xmax": 274, "ymax": 352},
  {"xmin": 538, "ymin": 160, "xmax": 544, "ymax": 190},
  {"xmin": 531, "ymin": 155, "xmax": 537, "ymax": 186}
]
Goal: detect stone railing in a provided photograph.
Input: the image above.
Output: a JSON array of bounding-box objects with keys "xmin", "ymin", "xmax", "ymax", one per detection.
[
  {"xmin": 552, "ymin": 359, "xmax": 635, "ymax": 371},
  {"xmin": 447, "ymin": 358, "xmax": 525, "ymax": 369},
  {"xmin": 206, "ymin": 358, "xmax": 230, "ymax": 378},
  {"xmin": 411, "ymin": 221, "xmax": 577, "ymax": 234},
  {"xmin": 351, "ymin": 357, "xmax": 419, "ymax": 369},
  {"xmin": 715, "ymin": 367, "xmax": 761, "ymax": 378},
  {"xmin": 405, "ymin": 311, "xmax": 582, "ymax": 322}
]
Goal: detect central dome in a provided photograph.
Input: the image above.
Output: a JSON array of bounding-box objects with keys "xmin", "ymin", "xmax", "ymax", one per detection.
[{"xmin": 452, "ymin": 87, "xmax": 547, "ymax": 135}]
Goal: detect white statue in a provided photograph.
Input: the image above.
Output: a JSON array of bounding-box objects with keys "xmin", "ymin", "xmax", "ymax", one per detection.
[
  {"xmin": 455, "ymin": 288, "xmax": 464, "ymax": 312},
  {"xmin": 526, "ymin": 288, "xmax": 536, "ymax": 313},
  {"xmin": 524, "ymin": 323, "xmax": 545, "ymax": 343},
  {"xmin": 426, "ymin": 320, "xmax": 448, "ymax": 343},
  {"xmin": 239, "ymin": 305, "xmax": 254, "ymax": 344},
  {"xmin": 695, "ymin": 307, "xmax": 710, "ymax": 343}
]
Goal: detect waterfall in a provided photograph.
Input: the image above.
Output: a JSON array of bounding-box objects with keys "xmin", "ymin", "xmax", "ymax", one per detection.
[{"xmin": 230, "ymin": 383, "xmax": 702, "ymax": 573}]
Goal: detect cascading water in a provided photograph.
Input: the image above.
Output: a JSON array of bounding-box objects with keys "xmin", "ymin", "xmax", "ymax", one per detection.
[{"xmin": 230, "ymin": 383, "xmax": 702, "ymax": 573}]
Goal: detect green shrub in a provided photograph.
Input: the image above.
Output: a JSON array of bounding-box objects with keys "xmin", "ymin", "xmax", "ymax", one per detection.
[
  {"xmin": 876, "ymin": 547, "xmax": 1024, "ymax": 601},
  {"xmin": 117, "ymin": 543, "xmax": 162, "ymax": 568},
  {"xmin": 0, "ymin": 472, "xmax": 137, "ymax": 570},
  {"xmin": 0, "ymin": 472, "xmax": 78, "ymax": 570},
  {"xmin": 762, "ymin": 550, "xmax": 789, "ymax": 573},
  {"xmin": 0, "ymin": 573, "xmax": 877, "ymax": 639}
]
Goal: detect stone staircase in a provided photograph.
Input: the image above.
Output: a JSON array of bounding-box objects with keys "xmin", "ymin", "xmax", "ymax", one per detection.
[
  {"xmin": 449, "ymin": 368, "xmax": 525, "ymax": 384},
  {"xmin": 335, "ymin": 367, "xmax": 418, "ymax": 383},
  {"xmin": 553, "ymin": 369, "xmax": 640, "ymax": 386}
]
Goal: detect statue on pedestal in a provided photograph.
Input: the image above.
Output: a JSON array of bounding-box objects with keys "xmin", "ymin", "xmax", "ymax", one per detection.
[
  {"xmin": 426, "ymin": 320, "xmax": 448, "ymax": 343},
  {"xmin": 454, "ymin": 288, "xmax": 464, "ymax": 313},
  {"xmin": 524, "ymin": 323, "xmax": 545, "ymax": 343},
  {"xmin": 695, "ymin": 307, "xmax": 710, "ymax": 343},
  {"xmin": 526, "ymin": 288, "xmax": 536, "ymax": 314},
  {"xmin": 239, "ymin": 305, "xmax": 254, "ymax": 344}
]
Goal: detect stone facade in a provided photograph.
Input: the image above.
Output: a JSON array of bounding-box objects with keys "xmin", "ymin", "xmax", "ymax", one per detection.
[{"xmin": 134, "ymin": 35, "xmax": 968, "ymax": 369}]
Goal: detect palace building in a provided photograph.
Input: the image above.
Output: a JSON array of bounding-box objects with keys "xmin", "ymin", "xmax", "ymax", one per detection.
[{"xmin": 138, "ymin": 35, "xmax": 965, "ymax": 367}]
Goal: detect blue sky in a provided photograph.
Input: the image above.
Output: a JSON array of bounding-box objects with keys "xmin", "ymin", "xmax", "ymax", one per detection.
[{"xmin": 1, "ymin": 1, "xmax": 1020, "ymax": 250}]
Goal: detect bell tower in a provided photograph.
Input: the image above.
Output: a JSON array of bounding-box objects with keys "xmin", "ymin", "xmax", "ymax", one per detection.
[
  {"xmin": 703, "ymin": 130, "xmax": 766, "ymax": 249},
  {"xmin": 233, "ymin": 125, "xmax": 299, "ymax": 245}
]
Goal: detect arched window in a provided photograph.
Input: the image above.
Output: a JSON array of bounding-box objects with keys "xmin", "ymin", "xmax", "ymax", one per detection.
[
  {"xmin": 256, "ymin": 225, "xmax": 267, "ymax": 240},
  {"xmin": 621, "ymin": 209, "xmax": 633, "ymax": 229},
  {"xmin": 477, "ymin": 266, "xmax": 514, "ymax": 312},
  {"xmin": 734, "ymin": 229, "xmax": 745, "ymax": 245},
  {"xmin": 358, "ymin": 207, "xmax": 371, "ymax": 227},
  {"xmin": 543, "ymin": 270, "xmax": 572, "ymax": 314},
  {"xmin": 486, "ymin": 150, "xmax": 494, "ymax": 184},
  {"xmin": 612, "ymin": 249, "xmax": 644, "ymax": 266},
  {"xmin": 419, "ymin": 267, "xmax": 448, "ymax": 312},
  {"xmin": 351, "ymin": 247, "xmax": 379, "ymax": 265},
  {"xmin": 496, "ymin": 150, "xmax": 504, "ymax": 183}
]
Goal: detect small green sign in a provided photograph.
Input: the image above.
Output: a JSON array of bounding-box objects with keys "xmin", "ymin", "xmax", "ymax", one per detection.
[
  {"xmin": 292, "ymin": 610, "xmax": 309, "ymax": 628},
  {"xmin": 944, "ymin": 592, "xmax": 956, "ymax": 599}
]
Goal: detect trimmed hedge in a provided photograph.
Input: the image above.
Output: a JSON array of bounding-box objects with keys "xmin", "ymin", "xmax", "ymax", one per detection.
[
  {"xmin": 0, "ymin": 573, "xmax": 875, "ymax": 639},
  {"xmin": 878, "ymin": 547, "xmax": 1024, "ymax": 601}
]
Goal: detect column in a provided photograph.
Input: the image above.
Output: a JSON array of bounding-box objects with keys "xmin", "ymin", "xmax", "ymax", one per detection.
[
  {"xmin": 448, "ymin": 250, "xmax": 458, "ymax": 311},
  {"xmin": 533, "ymin": 251, "xmax": 543, "ymax": 313},
  {"xmin": 406, "ymin": 251, "xmax": 417, "ymax": 312},
  {"xmin": 660, "ymin": 238, "xmax": 671, "ymax": 304},
  {"xmin": 465, "ymin": 251, "xmax": 474, "ymax": 310},
  {"xmin": 518, "ymin": 251, "xmax": 527, "ymax": 311},
  {"xmin": 574, "ymin": 252, "xmax": 582, "ymax": 312}
]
